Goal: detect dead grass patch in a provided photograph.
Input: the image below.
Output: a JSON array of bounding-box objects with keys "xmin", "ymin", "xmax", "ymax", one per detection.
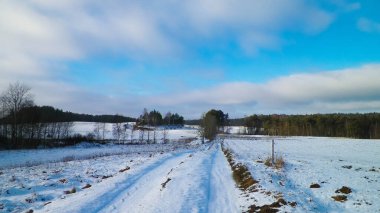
[
  {"xmin": 119, "ymin": 166, "xmax": 130, "ymax": 173},
  {"xmin": 222, "ymin": 147, "xmax": 258, "ymax": 191},
  {"xmin": 247, "ymin": 198, "xmax": 288, "ymax": 213},
  {"xmin": 64, "ymin": 187, "xmax": 76, "ymax": 195},
  {"xmin": 310, "ymin": 183, "xmax": 321, "ymax": 188},
  {"xmin": 81, "ymin": 183, "xmax": 91, "ymax": 189},
  {"xmin": 332, "ymin": 195, "xmax": 347, "ymax": 202},
  {"xmin": 264, "ymin": 155, "xmax": 285, "ymax": 169},
  {"xmin": 59, "ymin": 179, "xmax": 67, "ymax": 184},
  {"xmin": 335, "ymin": 186, "xmax": 352, "ymax": 194},
  {"xmin": 101, "ymin": 175, "xmax": 113, "ymax": 179}
]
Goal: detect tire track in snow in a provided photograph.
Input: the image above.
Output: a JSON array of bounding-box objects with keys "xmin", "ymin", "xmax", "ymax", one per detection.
[
  {"xmin": 178, "ymin": 143, "xmax": 218, "ymax": 213},
  {"xmin": 38, "ymin": 143, "xmax": 240, "ymax": 213},
  {"xmin": 38, "ymin": 150, "xmax": 193, "ymax": 213},
  {"xmin": 108, "ymin": 143, "xmax": 218, "ymax": 213},
  {"xmin": 86, "ymin": 150, "xmax": 194, "ymax": 213}
]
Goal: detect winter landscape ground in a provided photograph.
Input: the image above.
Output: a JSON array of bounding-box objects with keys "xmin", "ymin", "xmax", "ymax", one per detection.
[{"xmin": 1, "ymin": 123, "xmax": 379, "ymax": 213}]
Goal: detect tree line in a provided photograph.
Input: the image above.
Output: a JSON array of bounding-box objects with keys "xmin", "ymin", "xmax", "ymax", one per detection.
[
  {"xmin": 189, "ymin": 112, "xmax": 380, "ymax": 139},
  {"xmin": 2, "ymin": 105, "xmax": 135, "ymax": 124},
  {"xmin": 136, "ymin": 108, "xmax": 184, "ymax": 126},
  {"xmin": 0, "ymin": 82, "xmax": 135, "ymax": 149},
  {"xmin": 242, "ymin": 113, "xmax": 380, "ymax": 139},
  {"xmin": 0, "ymin": 82, "xmax": 187, "ymax": 149}
]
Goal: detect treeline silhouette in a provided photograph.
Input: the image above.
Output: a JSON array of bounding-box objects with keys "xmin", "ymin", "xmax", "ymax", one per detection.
[
  {"xmin": 4, "ymin": 105, "xmax": 136, "ymax": 123},
  {"xmin": 187, "ymin": 113, "xmax": 380, "ymax": 139},
  {"xmin": 239, "ymin": 113, "xmax": 380, "ymax": 139},
  {"xmin": 0, "ymin": 105, "xmax": 135, "ymax": 149},
  {"xmin": 136, "ymin": 109, "xmax": 184, "ymax": 126}
]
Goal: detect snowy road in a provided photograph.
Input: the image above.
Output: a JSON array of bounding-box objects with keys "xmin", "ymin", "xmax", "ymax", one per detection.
[
  {"xmin": 3, "ymin": 136, "xmax": 379, "ymax": 212},
  {"xmin": 37, "ymin": 143, "xmax": 240, "ymax": 213}
]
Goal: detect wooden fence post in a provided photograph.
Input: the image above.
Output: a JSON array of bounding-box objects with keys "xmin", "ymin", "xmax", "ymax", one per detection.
[{"xmin": 272, "ymin": 139, "xmax": 275, "ymax": 165}]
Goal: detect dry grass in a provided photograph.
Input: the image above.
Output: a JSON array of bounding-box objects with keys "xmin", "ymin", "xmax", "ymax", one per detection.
[
  {"xmin": 310, "ymin": 183, "xmax": 321, "ymax": 188},
  {"xmin": 81, "ymin": 183, "xmax": 91, "ymax": 189},
  {"xmin": 119, "ymin": 166, "xmax": 130, "ymax": 173},
  {"xmin": 335, "ymin": 186, "xmax": 352, "ymax": 194},
  {"xmin": 264, "ymin": 155, "xmax": 285, "ymax": 169},
  {"xmin": 247, "ymin": 198, "xmax": 288, "ymax": 213},
  {"xmin": 64, "ymin": 187, "xmax": 76, "ymax": 195},
  {"xmin": 222, "ymin": 146, "xmax": 258, "ymax": 191},
  {"xmin": 232, "ymin": 163, "xmax": 258, "ymax": 190},
  {"xmin": 332, "ymin": 195, "xmax": 347, "ymax": 202}
]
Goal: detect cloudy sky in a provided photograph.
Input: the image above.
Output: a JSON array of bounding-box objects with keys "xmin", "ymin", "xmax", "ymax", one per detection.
[{"xmin": 1, "ymin": 0, "xmax": 380, "ymax": 118}]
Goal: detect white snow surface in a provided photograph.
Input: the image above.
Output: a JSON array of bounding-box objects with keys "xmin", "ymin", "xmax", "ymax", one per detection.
[
  {"xmin": 71, "ymin": 122, "xmax": 198, "ymax": 141},
  {"xmin": 224, "ymin": 136, "xmax": 380, "ymax": 212},
  {"xmin": 1, "ymin": 132, "xmax": 380, "ymax": 213}
]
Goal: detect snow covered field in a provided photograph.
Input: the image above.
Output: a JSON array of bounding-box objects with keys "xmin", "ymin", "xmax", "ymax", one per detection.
[
  {"xmin": 223, "ymin": 136, "xmax": 380, "ymax": 212},
  {"xmin": 1, "ymin": 132, "xmax": 379, "ymax": 212},
  {"xmin": 71, "ymin": 122, "xmax": 198, "ymax": 141}
]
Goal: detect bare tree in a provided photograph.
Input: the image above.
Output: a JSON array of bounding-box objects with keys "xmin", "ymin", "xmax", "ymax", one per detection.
[
  {"xmin": 0, "ymin": 82, "xmax": 34, "ymax": 145},
  {"xmin": 101, "ymin": 122, "xmax": 107, "ymax": 141},
  {"xmin": 147, "ymin": 129, "xmax": 151, "ymax": 144},
  {"xmin": 162, "ymin": 128, "xmax": 169, "ymax": 144},
  {"xmin": 153, "ymin": 128, "xmax": 157, "ymax": 144},
  {"xmin": 61, "ymin": 122, "xmax": 73, "ymax": 139},
  {"xmin": 139, "ymin": 128, "xmax": 145, "ymax": 143},
  {"xmin": 112, "ymin": 122, "xmax": 122, "ymax": 143},
  {"xmin": 113, "ymin": 122, "xmax": 128, "ymax": 144},
  {"xmin": 130, "ymin": 124, "xmax": 136, "ymax": 143},
  {"xmin": 93, "ymin": 122, "xmax": 107, "ymax": 141}
]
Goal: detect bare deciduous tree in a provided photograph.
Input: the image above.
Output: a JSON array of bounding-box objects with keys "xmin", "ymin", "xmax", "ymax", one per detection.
[
  {"xmin": 153, "ymin": 128, "xmax": 157, "ymax": 144},
  {"xmin": 0, "ymin": 82, "xmax": 34, "ymax": 145},
  {"xmin": 93, "ymin": 122, "xmax": 107, "ymax": 141},
  {"xmin": 162, "ymin": 128, "xmax": 168, "ymax": 144},
  {"xmin": 139, "ymin": 128, "xmax": 145, "ymax": 143},
  {"xmin": 113, "ymin": 122, "xmax": 128, "ymax": 144},
  {"xmin": 130, "ymin": 124, "xmax": 136, "ymax": 143}
]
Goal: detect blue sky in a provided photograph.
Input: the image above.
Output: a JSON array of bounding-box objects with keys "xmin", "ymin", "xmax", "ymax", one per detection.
[{"xmin": 1, "ymin": 0, "xmax": 380, "ymax": 118}]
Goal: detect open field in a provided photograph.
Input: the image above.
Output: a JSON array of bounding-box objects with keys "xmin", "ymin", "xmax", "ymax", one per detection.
[{"xmin": 1, "ymin": 129, "xmax": 379, "ymax": 212}]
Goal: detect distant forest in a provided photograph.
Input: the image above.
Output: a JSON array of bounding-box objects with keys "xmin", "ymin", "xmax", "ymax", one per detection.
[
  {"xmin": 0, "ymin": 105, "xmax": 136, "ymax": 149},
  {"xmin": 0, "ymin": 105, "xmax": 136, "ymax": 123},
  {"xmin": 0, "ymin": 82, "xmax": 189, "ymax": 149},
  {"xmin": 187, "ymin": 113, "xmax": 380, "ymax": 139}
]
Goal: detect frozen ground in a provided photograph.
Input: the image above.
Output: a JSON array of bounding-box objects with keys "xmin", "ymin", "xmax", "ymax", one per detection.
[
  {"xmin": 224, "ymin": 136, "xmax": 380, "ymax": 212},
  {"xmin": 1, "ymin": 133, "xmax": 379, "ymax": 212}
]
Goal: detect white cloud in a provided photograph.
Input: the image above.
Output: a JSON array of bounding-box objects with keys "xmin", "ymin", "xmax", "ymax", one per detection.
[
  {"xmin": 357, "ymin": 18, "xmax": 380, "ymax": 33},
  {"xmin": 148, "ymin": 64, "xmax": 380, "ymax": 117},
  {"xmin": 0, "ymin": 0, "xmax": 334, "ymax": 64},
  {"xmin": 4, "ymin": 63, "xmax": 379, "ymax": 118},
  {"xmin": 329, "ymin": 0, "xmax": 361, "ymax": 12},
  {"xmin": 0, "ymin": 0, "xmax": 344, "ymax": 118}
]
